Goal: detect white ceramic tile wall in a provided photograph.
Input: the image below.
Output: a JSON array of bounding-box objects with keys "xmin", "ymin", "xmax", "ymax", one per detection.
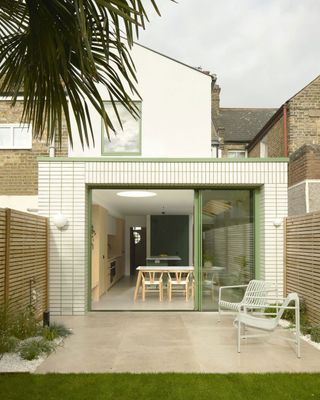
[{"xmin": 38, "ymin": 160, "xmax": 288, "ymax": 315}]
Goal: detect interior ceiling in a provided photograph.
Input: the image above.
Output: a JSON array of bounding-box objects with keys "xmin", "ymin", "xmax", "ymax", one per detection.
[
  {"xmin": 202, "ymin": 200, "xmax": 232, "ymax": 217},
  {"xmin": 92, "ymin": 189, "xmax": 194, "ymax": 216}
]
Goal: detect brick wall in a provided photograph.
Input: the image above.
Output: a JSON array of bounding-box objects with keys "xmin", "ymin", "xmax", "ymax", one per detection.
[
  {"xmin": 265, "ymin": 116, "xmax": 284, "ymax": 157},
  {"xmin": 212, "ymin": 83, "xmax": 220, "ymax": 120},
  {"xmin": 0, "ymin": 101, "xmax": 68, "ymax": 195},
  {"xmin": 248, "ymin": 115, "xmax": 284, "ymax": 157},
  {"xmin": 249, "ymin": 142, "xmax": 260, "ymax": 157},
  {"xmin": 289, "ymin": 144, "xmax": 320, "ymax": 187},
  {"xmin": 287, "ymin": 75, "xmax": 320, "ymax": 154}
]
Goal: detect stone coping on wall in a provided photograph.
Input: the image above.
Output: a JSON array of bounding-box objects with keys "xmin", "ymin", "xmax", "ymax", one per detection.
[{"xmin": 38, "ymin": 157, "xmax": 289, "ymax": 163}]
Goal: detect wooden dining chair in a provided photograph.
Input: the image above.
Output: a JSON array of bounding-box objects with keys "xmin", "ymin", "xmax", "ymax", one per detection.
[
  {"xmin": 141, "ymin": 271, "xmax": 164, "ymax": 301},
  {"xmin": 167, "ymin": 272, "xmax": 192, "ymax": 301}
]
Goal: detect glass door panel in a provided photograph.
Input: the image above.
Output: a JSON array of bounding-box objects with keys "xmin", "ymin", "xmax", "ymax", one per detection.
[{"xmin": 201, "ymin": 189, "xmax": 254, "ymax": 311}]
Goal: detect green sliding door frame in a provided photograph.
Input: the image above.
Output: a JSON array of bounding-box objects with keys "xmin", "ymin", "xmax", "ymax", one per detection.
[
  {"xmin": 86, "ymin": 186, "xmax": 93, "ymax": 312},
  {"xmin": 193, "ymin": 190, "xmax": 202, "ymax": 311},
  {"xmin": 86, "ymin": 185, "xmax": 261, "ymax": 312},
  {"xmin": 194, "ymin": 187, "xmax": 261, "ymax": 311}
]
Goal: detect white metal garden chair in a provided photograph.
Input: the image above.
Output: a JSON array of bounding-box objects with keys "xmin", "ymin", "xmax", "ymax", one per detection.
[
  {"xmin": 234, "ymin": 292, "xmax": 301, "ymax": 358},
  {"xmin": 218, "ymin": 279, "xmax": 273, "ymax": 321}
]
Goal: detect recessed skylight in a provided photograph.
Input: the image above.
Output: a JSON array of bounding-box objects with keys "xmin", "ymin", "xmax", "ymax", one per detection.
[{"xmin": 116, "ymin": 191, "xmax": 157, "ymax": 198}]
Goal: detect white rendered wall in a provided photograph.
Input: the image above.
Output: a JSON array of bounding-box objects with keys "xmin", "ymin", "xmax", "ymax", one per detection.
[
  {"xmin": 38, "ymin": 159, "xmax": 288, "ymax": 315},
  {"xmin": 68, "ymin": 44, "xmax": 212, "ymax": 158},
  {"xmin": 124, "ymin": 215, "xmax": 146, "ymax": 276},
  {"xmin": 0, "ymin": 195, "xmax": 38, "ymax": 213}
]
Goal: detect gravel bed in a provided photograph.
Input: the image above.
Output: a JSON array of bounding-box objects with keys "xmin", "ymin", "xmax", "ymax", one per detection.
[
  {"xmin": 0, "ymin": 337, "xmax": 64, "ymax": 373},
  {"xmin": 0, "ymin": 352, "xmax": 46, "ymax": 373}
]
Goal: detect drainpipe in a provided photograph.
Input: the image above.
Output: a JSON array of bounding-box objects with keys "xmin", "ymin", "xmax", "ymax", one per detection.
[{"xmin": 283, "ymin": 104, "xmax": 288, "ymax": 157}]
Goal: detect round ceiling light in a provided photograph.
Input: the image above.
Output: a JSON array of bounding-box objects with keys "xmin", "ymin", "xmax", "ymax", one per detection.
[{"xmin": 116, "ymin": 191, "xmax": 157, "ymax": 198}]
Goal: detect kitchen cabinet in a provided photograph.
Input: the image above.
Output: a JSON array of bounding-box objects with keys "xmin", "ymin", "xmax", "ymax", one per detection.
[
  {"xmin": 92, "ymin": 205, "xmax": 125, "ymax": 297},
  {"xmin": 91, "ymin": 204, "xmax": 108, "ymax": 301},
  {"xmin": 107, "ymin": 215, "xmax": 117, "ymax": 235}
]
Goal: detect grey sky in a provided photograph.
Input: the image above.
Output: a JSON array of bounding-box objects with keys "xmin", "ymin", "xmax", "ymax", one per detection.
[{"xmin": 138, "ymin": 0, "xmax": 320, "ymax": 108}]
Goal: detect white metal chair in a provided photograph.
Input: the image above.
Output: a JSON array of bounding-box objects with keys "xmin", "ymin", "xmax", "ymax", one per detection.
[
  {"xmin": 167, "ymin": 272, "xmax": 192, "ymax": 301},
  {"xmin": 218, "ymin": 279, "xmax": 273, "ymax": 321},
  {"xmin": 234, "ymin": 292, "xmax": 301, "ymax": 358},
  {"xmin": 141, "ymin": 271, "xmax": 164, "ymax": 302}
]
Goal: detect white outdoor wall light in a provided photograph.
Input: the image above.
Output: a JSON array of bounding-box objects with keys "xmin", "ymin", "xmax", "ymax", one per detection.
[
  {"xmin": 53, "ymin": 213, "xmax": 68, "ymax": 229},
  {"xmin": 273, "ymin": 218, "xmax": 282, "ymax": 228}
]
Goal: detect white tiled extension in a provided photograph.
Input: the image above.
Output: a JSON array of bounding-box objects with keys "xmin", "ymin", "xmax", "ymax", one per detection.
[{"xmin": 38, "ymin": 159, "xmax": 288, "ymax": 315}]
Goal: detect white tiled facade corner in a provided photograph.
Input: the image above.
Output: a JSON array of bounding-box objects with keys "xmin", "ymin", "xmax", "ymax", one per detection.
[{"xmin": 38, "ymin": 160, "xmax": 288, "ymax": 315}]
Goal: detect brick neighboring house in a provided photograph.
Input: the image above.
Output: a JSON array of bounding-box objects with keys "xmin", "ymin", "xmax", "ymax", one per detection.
[
  {"xmin": 211, "ymin": 83, "xmax": 277, "ymax": 157},
  {"xmin": 0, "ymin": 100, "xmax": 68, "ymax": 212},
  {"xmin": 246, "ymin": 74, "xmax": 320, "ymax": 215}
]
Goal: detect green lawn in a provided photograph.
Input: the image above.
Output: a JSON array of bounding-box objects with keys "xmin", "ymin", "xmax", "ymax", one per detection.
[{"xmin": 1, "ymin": 373, "xmax": 320, "ymax": 400}]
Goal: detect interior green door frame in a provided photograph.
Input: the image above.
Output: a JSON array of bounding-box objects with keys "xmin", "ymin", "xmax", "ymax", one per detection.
[{"xmin": 194, "ymin": 190, "xmax": 202, "ymax": 311}]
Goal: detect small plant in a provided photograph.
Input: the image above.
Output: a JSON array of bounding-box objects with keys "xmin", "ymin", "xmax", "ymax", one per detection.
[
  {"xmin": 310, "ymin": 326, "xmax": 320, "ymax": 343},
  {"xmin": 42, "ymin": 323, "xmax": 71, "ymax": 341},
  {"xmin": 203, "ymin": 254, "xmax": 214, "ymax": 266},
  {"xmin": 0, "ymin": 333, "xmax": 18, "ymax": 355},
  {"xmin": 19, "ymin": 338, "xmax": 54, "ymax": 361},
  {"xmin": 8, "ymin": 307, "xmax": 39, "ymax": 340},
  {"xmin": 301, "ymin": 324, "xmax": 312, "ymax": 335},
  {"xmin": 282, "ymin": 299, "xmax": 308, "ymax": 325}
]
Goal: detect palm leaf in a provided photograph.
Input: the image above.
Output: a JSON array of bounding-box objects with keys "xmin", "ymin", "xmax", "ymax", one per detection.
[{"xmin": 0, "ymin": 0, "xmax": 171, "ymax": 148}]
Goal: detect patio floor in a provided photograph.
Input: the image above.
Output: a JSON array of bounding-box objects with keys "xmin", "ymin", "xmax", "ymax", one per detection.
[{"xmin": 36, "ymin": 312, "xmax": 320, "ymax": 373}]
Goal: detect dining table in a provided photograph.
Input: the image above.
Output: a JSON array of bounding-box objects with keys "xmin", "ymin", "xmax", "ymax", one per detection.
[{"xmin": 133, "ymin": 265, "xmax": 194, "ymax": 301}]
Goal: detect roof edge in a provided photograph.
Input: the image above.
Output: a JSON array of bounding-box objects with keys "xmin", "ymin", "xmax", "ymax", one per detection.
[
  {"xmin": 287, "ymin": 73, "xmax": 320, "ymax": 103},
  {"xmin": 133, "ymin": 41, "xmax": 215, "ymax": 79},
  {"xmin": 247, "ymin": 105, "xmax": 285, "ymax": 151}
]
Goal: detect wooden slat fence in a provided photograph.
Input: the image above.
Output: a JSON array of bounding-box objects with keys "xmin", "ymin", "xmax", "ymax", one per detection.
[
  {"xmin": 285, "ymin": 211, "xmax": 320, "ymax": 325},
  {"xmin": 0, "ymin": 208, "xmax": 48, "ymax": 317}
]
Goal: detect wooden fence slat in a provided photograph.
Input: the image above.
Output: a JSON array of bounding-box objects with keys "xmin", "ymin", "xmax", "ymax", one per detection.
[
  {"xmin": 0, "ymin": 208, "xmax": 48, "ymax": 318},
  {"xmin": 285, "ymin": 211, "xmax": 320, "ymax": 325}
]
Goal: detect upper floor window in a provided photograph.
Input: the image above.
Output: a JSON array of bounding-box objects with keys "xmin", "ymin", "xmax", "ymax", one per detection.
[
  {"xmin": 102, "ymin": 101, "xmax": 141, "ymax": 155},
  {"xmin": 0, "ymin": 124, "xmax": 32, "ymax": 149},
  {"xmin": 227, "ymin": 150, "xmax": 247, "ymax": 158}
]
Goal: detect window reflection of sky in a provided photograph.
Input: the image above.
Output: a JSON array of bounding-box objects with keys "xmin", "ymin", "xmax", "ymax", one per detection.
[{"xmin": 104, "ymin": 104, "xmax": 140, "ymax": 153}]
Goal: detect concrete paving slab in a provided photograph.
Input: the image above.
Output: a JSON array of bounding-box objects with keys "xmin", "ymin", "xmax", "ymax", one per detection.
[{"xmin": 35, "ymin": 312, "xmax": 320, "ymax": 374}]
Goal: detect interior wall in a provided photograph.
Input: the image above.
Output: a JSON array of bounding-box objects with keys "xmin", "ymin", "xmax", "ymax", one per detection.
[
  {"xmin": 150, "ymin": 215, "xmax": 189, "ymax": 266},
  {"xmin": 147, "ymin": 214, "xmax": 192, "ymax": 264},
  {"xmin": 125, "ymin": 216, "xmax": 147, "ymax": 275}
]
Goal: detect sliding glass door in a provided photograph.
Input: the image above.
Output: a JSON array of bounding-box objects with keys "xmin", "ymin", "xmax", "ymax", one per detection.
[{"xmin": 199, "ymin": 189, "xmax": 255, "ymax": 311}]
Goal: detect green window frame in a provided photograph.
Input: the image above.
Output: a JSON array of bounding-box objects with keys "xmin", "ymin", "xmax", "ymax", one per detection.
[{"xmin": 101, "ymin": 101, "xmax": 142, "ymax": 156}]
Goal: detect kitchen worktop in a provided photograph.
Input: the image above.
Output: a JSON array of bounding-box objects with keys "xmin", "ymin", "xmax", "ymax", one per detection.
[{"xmin": 146, "ymin": 255, "xmax": 182, "ymax": 261}]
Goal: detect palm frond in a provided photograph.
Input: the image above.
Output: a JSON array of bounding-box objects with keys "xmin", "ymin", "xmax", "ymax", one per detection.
[{"xmin": 0, "ymin": 0, "xmax": 170, "ymax": 147}]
